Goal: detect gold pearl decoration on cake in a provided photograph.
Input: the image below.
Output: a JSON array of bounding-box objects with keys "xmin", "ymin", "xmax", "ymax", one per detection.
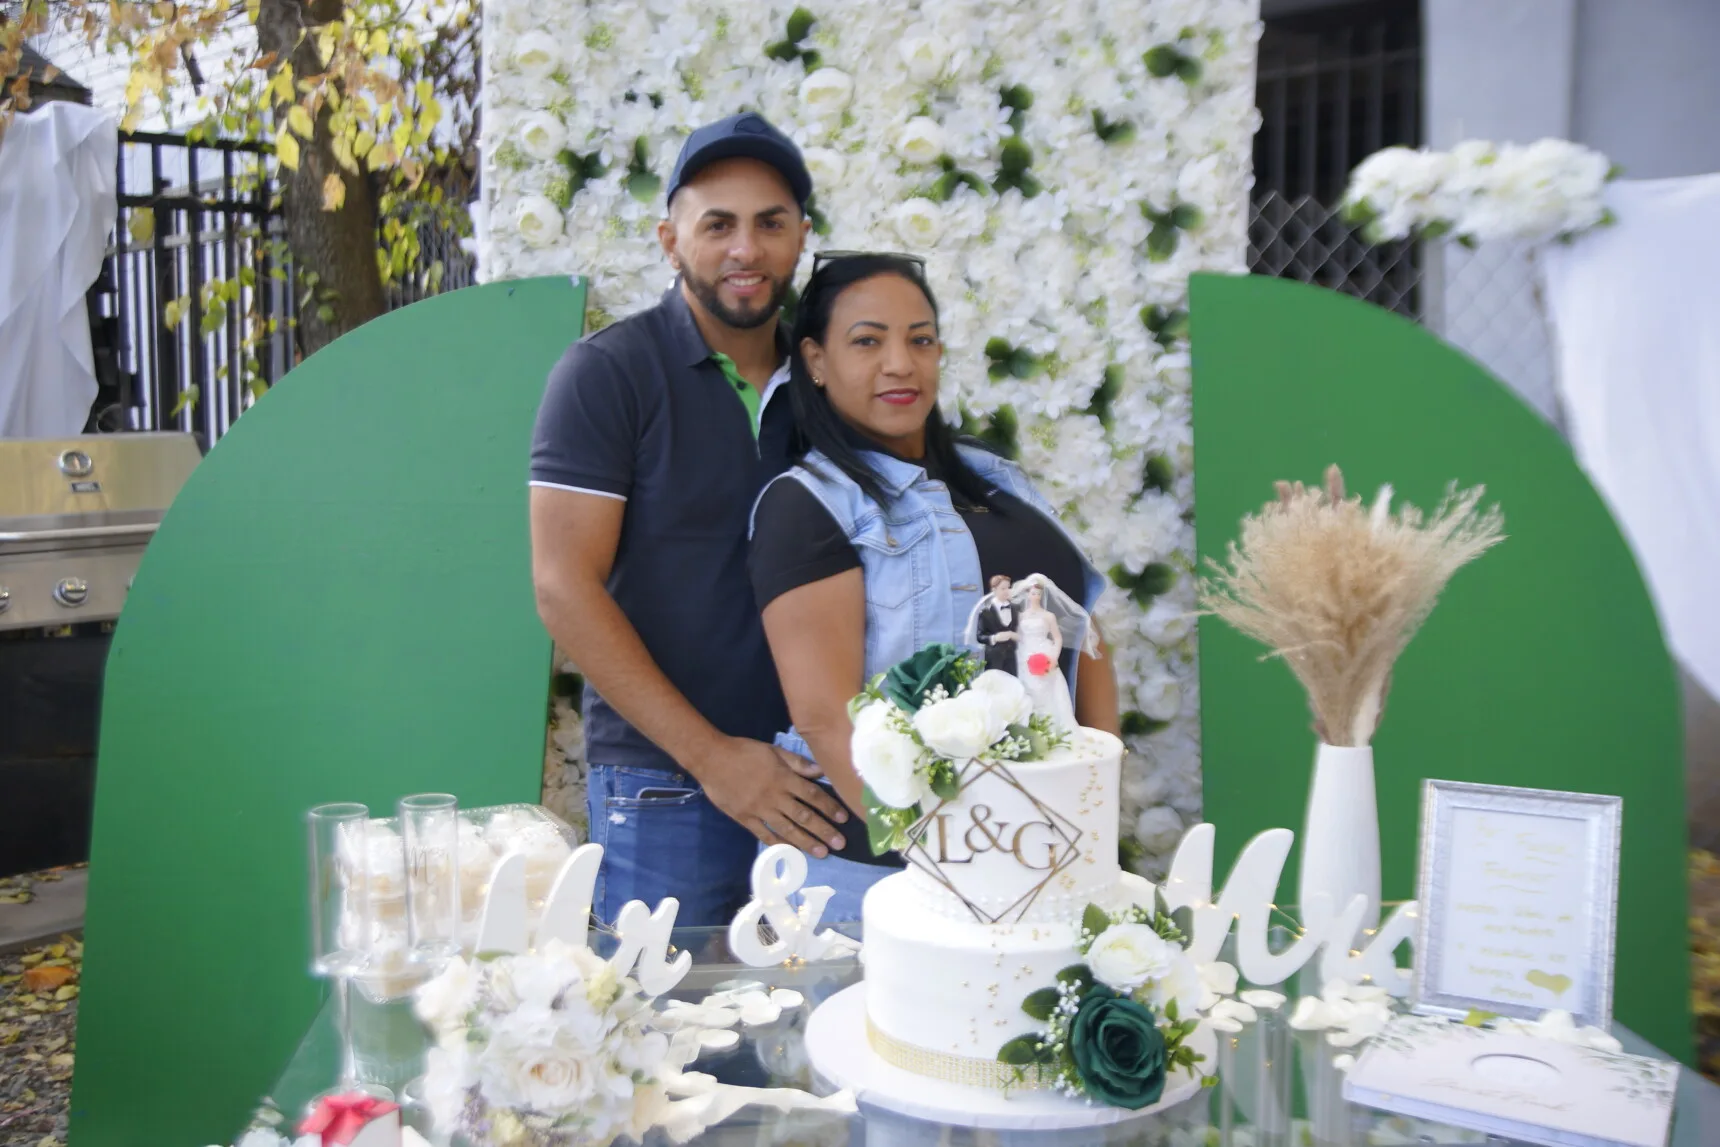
[{"xmin": 866, "ymin": 1016, "xmax": 1052, "ymax": 1090}]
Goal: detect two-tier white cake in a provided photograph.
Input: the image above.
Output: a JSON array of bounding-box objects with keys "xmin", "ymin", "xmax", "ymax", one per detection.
[{"xmin": 859, "ymin": 726, "xmax": 1157, "ymax": 1085}]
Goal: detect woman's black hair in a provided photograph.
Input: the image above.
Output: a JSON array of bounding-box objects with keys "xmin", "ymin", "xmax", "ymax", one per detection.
[{"xmin": 787, "ymin": 254, "xmax": 995, "ymax": 510}]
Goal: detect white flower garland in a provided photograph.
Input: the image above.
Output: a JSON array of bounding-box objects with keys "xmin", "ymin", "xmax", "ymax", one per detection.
[
  {"xmin": 479, "ymin": 0, "xmax": 1264, "ymax": 867},
  {"xmin": 1342, "ymin": 139, "xmax": 1617, "ymax": 247}
]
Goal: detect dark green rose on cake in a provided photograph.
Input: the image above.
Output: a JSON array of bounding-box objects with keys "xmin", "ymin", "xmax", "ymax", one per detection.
[
  {"xmin": 880, "ymin": 642, "xmax": 968, "ymax": 712},
  {"xmin": 1069, "ymin": 987, "xmax": 1168, "ymax": 1108}
]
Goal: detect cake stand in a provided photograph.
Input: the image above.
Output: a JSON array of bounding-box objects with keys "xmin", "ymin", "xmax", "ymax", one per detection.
[{"xmin": 804, "ymin": 982, "xmax": 1213, "ymax": 1132}]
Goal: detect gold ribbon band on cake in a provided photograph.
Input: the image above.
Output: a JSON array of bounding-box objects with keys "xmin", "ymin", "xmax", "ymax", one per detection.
[{"xmin": 866, "ymin": 1016, "xmax": 1050, "ymax": 1090}]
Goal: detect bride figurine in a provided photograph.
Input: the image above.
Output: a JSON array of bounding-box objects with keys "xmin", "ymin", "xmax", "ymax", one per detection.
[{"xmin": 964, "ymin": 573, "xmax": 1097, "ymax": 736}]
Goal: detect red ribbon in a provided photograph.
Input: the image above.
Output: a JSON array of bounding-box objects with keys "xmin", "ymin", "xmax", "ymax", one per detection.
[{"xmin": 297, "ymin": 1093, "xmax": 400, "ymax": 1146}]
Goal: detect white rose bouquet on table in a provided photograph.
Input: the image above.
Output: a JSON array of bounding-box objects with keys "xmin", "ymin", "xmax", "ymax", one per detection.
[
  {"xmin": 849, "ymin": 643, "xmax": 1063, "ymax": 852},
  {"xmin": 414, "ymin": 940, "xmax": 673, "ymax": 1147},
  {"xmin": 1341, "ymin": 138, "xmax": 1618, "ymax": 246}
]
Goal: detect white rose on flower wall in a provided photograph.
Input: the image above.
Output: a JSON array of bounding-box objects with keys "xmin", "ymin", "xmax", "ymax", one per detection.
[
  {"xmin": 517, "ymin": 111, "xmax": 567, "ymax": 162},
  {"xmin": 893, "ymin": 197, "xmax": 945, "ymax": 246},
  {"xmin": 896, "ymin": 117, "xmax": 947, "ymax": 165},
  {"xmin": 799, "ymin": 67, "xmax": 856, "ymax": 118},
  {"xmin": 514, "ymin": 195, "xmax": 565, "ymax": 248},
  {"xmin": 479, "ymin": 0, "xmax": 1262, "ymax": 872}
]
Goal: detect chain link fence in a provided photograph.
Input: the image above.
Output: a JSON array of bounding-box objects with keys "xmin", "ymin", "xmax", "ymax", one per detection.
[{"xmin": 1248, "ymin": 192, "xmax": 1561, "ymax": 426}]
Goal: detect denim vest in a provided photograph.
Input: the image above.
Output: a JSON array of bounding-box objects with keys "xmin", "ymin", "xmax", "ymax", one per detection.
[{"xmin": 751, "ymin": 445, "xmax": 1107, "ymax": 760}]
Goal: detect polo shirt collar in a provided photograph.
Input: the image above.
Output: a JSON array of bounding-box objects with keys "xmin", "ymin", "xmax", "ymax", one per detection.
[{"xmin": 661, "ymin": 281, "xmax": 792, "ymax": 368}]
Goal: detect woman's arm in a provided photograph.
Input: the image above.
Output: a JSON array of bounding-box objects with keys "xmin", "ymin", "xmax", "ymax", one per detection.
[
  {"xmin": 1075, "ymin": 632, "xmax": 1121, "ymax": 737},
  {"xmin": 760, "ymin": 568, "xmax": 870, "ymax": 816}
]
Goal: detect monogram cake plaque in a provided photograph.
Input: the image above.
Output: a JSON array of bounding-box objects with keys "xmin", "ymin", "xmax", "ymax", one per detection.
[{"xmin": 901, "ymin": 759, "xmax": 1084, "ymax": 924}]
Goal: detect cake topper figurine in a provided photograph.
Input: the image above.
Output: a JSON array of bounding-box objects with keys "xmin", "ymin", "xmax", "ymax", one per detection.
[
  {"xmin": 964, "ymin": 572, "xmax": 1097, "ymax": 736},
  {"xmin": 974, "ymin": 574, "xmax": 1020, "ymax": 675}
]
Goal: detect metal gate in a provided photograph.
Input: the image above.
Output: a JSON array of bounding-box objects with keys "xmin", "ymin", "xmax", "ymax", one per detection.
[{"xmin": 1249, "ymin": 0, "xmax": 1424, "ymax": 319}]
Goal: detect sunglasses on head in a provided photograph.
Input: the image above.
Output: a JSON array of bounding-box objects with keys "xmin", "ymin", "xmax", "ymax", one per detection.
[{"xmin": 810, "ymin": 249, "xmax": 928, "ymax": 277}]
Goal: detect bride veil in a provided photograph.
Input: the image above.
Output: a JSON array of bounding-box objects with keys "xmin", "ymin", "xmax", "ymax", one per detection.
[{"xmin": 960, "ymin": 572, "xmax": 1100, "ymax": 658}]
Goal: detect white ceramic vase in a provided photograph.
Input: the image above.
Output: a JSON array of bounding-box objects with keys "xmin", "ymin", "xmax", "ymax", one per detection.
[{"xmin": 1297, "ymin": 742, "xmax": 1381, "ymax": 930}]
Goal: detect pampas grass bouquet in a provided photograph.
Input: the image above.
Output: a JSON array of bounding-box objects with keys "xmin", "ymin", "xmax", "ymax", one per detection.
[{"xmin": 1200, "ymin": 465, "xmax": 1506, "ymax": 748}]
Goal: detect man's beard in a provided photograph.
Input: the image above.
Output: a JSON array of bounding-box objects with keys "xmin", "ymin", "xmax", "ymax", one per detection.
[{"xmin": 682, "ymin": 268, "xmax": 792, "ymax": 330}]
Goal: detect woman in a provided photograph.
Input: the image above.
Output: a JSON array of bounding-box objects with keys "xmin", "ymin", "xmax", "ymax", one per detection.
[{"xmin": 748, "ymin": 252, "xmax": 1120, "ymax": 919}]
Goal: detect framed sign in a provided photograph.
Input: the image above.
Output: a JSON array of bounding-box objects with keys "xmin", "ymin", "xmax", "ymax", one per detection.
[{"xmin": 1412, "ymin": 780, "xmax": 1622, "ymax": 1029}]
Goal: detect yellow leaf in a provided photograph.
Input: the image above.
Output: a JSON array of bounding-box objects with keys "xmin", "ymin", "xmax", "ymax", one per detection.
[
  {"xmin": 286, "ymin": 104, "xmax": 313, "ymax": 139},
  {"xmin": 368, "ymin": 28, "xmax": 388, "ymax": 57},
  {"xmin": 353, "ymin": 129, "xmax": 375, "ymax": 158},
  {"xmin": 331, "ymin": 134, "xmax": 358, "ymax": 174},
  {"xmin": 391, "ymin": 121, "xmax": 411, "ymax": 155},
  {"xmin": 47, "ymin": 944, "xmax": 64, "ymax": 959},
  {"xmin": 19, "ymin": 952, "xmax": 43, "ymax": 966},
  {"xmin": 49, "ymin": 1053, "xmax": 75, "ymax": 1070},
  {"xmin": 321, "ymin": 172, "xmax": 346, "ymax": 211},
  {"xmin": 414, "ymin": 79, "xmax": 433, "ymax": 105},
  {"xmin": 53, "ymin": 985, "xmax": 79, "ymax": 1001},
  {"xmin": 276, "ymin": 129, "xmax": 300, "ymax": 171}
]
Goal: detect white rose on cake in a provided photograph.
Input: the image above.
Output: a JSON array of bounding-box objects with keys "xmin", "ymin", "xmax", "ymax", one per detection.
[
  {"xmin": 965, "ymin": 668, "xmax": 1033, "ymax": 731},
  {"xmin": 852, "ymin": 702, "xmax": 930, "ymax": 809},
  {"xmin": 1085, "ymin": 921, "xmax": 1179, "ymax": 992},
  {"xmin": 911, "ymin": 691, "xmax": 994, "ymax": 761}
]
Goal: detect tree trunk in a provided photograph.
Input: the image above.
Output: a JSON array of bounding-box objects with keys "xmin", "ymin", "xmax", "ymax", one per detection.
[{"xmin": 255, "ymin": 0, "xmax": 386, "ymax": 360}]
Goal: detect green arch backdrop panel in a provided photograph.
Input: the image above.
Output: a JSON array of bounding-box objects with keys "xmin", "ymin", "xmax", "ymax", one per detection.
[
  {"xmin": 1189, "ymin": 273, "xmax": 1689, "ymax": 1058},
  {"xmin": 69, "ymin": 276, "xmax": 585, "ymax": 1147}
]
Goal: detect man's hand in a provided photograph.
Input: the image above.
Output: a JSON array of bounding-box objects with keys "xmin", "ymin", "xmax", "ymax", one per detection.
[
  {"xmin": 995, "ymin": 631, "xmax": 1016, "ymax": 642},
  {"xmin": 693, "ymin": 736, "xmax": 850, "ymax": 857}
]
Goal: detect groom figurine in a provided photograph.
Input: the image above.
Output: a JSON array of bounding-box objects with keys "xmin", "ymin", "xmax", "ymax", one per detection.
[{"xmin": 976, "ymin": 574, "xmax": 1019, "ymax": 675}]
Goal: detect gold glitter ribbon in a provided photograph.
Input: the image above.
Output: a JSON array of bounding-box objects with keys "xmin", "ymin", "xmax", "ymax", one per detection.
[{"xmin": 866, "ymin": 1016, "xmax": 1051, "ymax": 1090}]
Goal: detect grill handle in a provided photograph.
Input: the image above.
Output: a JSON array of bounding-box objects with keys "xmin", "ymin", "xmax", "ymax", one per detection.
[{"xmin": 0, "ymin": 522, "xmax": 161, "ymax": 544}]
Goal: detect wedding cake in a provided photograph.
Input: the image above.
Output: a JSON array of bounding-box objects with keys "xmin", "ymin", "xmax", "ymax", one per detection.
[
  {"xmin": 840, "ymin": 580, "xmax": 1212, "ymax": 1111},
  {"xmin": 861, "ymin": 725, "xmax": 1154, "ymax": 1081}
]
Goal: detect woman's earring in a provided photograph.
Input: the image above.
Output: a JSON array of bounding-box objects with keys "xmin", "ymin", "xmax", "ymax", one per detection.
[{"xmin": 812, "ymin": 376, "xmax": 823, "ymax": 388}]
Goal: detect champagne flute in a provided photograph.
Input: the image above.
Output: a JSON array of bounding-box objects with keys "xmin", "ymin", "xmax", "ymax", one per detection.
[
  {"xmin": 399, "ymin": 792, "xmax": 461, "ymax": 967},
  {"xmin": 306, "ymin": 802, "xmax": 394, "ymax": 1102}
]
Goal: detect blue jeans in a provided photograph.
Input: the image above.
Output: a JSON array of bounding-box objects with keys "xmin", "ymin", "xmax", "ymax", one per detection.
[
  {"xmin": 795, "ymin": 852, "xmax": 895, "ymax": 925},
  {"xmin": 586, "ymin": 764, "xmax": 757, "ymax": 928}
]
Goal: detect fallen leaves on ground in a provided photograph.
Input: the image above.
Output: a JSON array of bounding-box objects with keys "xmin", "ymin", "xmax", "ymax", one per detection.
[
  {"xmin": 1, "ymin": 928, "xmax": 80, "ymax": 1146},
  {"xmin": 1691, "ymin": 849, "xmax": 1720, "ymax": 1083}
]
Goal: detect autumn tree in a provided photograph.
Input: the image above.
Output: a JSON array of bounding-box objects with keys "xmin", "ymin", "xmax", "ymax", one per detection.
[{"xmin": 2, "ymin": 0, "xmax": 479, "ymax": 378}]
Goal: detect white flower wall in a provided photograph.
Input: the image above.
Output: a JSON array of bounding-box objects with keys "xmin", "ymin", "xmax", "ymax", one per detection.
[{"xmin": 482, "ymin": 0, "xmax": 1263, "ymax": 871}]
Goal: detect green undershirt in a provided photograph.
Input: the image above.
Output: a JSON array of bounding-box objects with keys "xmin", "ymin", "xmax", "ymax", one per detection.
[{"xmin": 709, "ymin": 352, "xmax": 762, "ymax": 438}]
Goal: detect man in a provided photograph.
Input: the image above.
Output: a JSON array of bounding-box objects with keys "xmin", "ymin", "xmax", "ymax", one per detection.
[
  {"xmin": 976, "ymin": 573, "xmax": 1019, "ymax": 675},
  {"xmin": 529, "ymin": 114, "xmax": 849, "ymax": 926}
]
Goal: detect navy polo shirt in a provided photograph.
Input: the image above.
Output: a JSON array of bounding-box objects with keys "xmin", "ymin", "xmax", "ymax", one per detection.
[{"xmin": 530, "ymin": 285, "xmax": 797, "ymax": 772}]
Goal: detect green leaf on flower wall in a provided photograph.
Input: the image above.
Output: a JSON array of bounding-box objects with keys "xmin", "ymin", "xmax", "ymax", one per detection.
[
  {"xmin": 1006, "ymin": 348, "xmax": 1039, "ymax": 379},
  {"xmin": 999, "ymin": 137, "xmax": 1032, "ymax": 175},
  {"xmin": 1086, "ymin": 364, "xmax": 1123, "ymax": 425},
  {"xmin": 764, "ymin": 40, "xmax": 799, "ymax": 62},
  {"xmin": 1142, "ymin": 453, "xmax": 1175, "ymax": 493},
  {"xmin": 1169, "ymin": 203, "xmax": 1203, "ymax": 230},
  {"xmin": 1022, "ymin": 988, "xmax": 1061, "ymax": 1021},
  {"xmin": 1144, "ymin": 45, "xmax": 1181, "ymax": 77},
  {"xmin": 786, "ymin": 6, "xmax": 816, "ymax": 42},
  {"xmin": 626, "ymin": 172, "xmax": 662, "ymax": 202},
  {"xmin": 1146, "ymin": 221, "xmax": 1180, "ymax": 262},
  {"xmin": 1174, "ymin": 55, "xmax": 1203, "ymax": 84},
  {"xmin": 800, "ymin": 50, "xmax": 823, "ymax": 72}
]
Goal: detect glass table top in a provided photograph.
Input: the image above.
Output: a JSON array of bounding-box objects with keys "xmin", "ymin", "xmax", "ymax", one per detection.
[{"xmin": 261, "ymin": 925, "xmax": 1719, "ymax": 1146}]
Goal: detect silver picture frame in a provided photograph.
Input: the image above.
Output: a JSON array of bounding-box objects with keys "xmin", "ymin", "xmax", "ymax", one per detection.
[{"xmin": 1412, "ymin": 779, "xmax": 1622, "ymax": 1029}]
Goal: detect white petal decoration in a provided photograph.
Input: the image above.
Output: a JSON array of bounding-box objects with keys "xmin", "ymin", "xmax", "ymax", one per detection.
[
  {"xmin": 1240, "ymin": 989, "xmax": 1287, "ymax": 1010},
  {"xmin": 768, "ymin": 988, "xmax": 805, "ymax": 1009},
  {"xmin": 697, "ymin": 1029, "xmax": 740, "ymax": 1052},
  {"xmin": 1332, "ymin": 1053, "xmax": 1356, "ymax": 1072}
]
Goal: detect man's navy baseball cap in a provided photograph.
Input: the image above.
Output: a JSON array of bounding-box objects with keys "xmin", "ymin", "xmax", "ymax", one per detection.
[{"xmin": 666, "ymin": 113, "xmax": 812, "ymax": 211}]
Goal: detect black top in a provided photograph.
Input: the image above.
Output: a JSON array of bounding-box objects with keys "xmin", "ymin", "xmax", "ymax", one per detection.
[
  {"xmin": 530, "ymin": 286, "xmax": 796, "ymax": 772},
  {"xmin": 749, "ymin": 430, "xmax": 1087, "ymax": 615},
  {"xmin": 748, "ymin": 428, "xmax": 1088, "ymax": 868}
]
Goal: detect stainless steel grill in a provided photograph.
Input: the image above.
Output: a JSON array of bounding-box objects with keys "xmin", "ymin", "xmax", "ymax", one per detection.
[
  {"xmin": 0, "ymin": 432, "xmax": 200, "ymax": 876},
  {"xmin": 0, "ymin": 433, "xmax": 201, "ymax": 630}
]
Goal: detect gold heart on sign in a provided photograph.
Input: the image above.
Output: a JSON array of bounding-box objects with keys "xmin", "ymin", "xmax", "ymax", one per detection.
[{"xmin": 1526, "ymin": 969, "xmax": 1573, "ymax": 997}]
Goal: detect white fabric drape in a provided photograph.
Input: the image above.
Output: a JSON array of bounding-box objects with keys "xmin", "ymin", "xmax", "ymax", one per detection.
[
  {"xmin": 0, "ymin": 101, "xmax": 118, "ymax": 439},
  {"xmin": 1540, "ymin": 174, "xmax": 1720, "ymax": 701}
]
